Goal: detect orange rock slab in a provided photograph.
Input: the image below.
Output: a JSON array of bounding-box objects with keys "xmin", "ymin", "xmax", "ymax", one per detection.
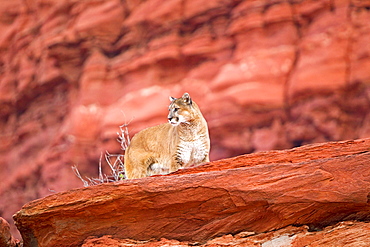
[
  {"xmin": 0, "ymin": 217, "xmax": 19, "ymax": 247},
  {"xmin": 13, "ymin": 138, "xmax": 370, "ymax": 247},
  {"xmin": 81, "ymin": 221, "xmax": 370, "ymax": 247}
]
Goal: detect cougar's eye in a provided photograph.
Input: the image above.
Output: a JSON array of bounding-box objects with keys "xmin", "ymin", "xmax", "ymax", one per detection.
[{"xmin": 174, "ymin": 107, "xmax": 179, "ymax": 112}]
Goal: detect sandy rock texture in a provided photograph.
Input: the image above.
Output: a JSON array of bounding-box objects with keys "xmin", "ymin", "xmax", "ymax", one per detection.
[
  {"xmin": 0, "ymin": 0, "xmax": 370, "ymax": 239},
  {"xmin": 81, "ymin": 221, "xmax": 370, "ymax": 247},
  {"xmin": 0, "ymin": 217, "xmax": 19, "ymax": 247},
  {"xmin": 13, "ymin": 138, "xmax": 370, "ymax": 247}
]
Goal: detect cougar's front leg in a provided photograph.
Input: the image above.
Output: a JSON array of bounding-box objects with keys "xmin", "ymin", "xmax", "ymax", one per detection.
[{"xmin": 171, "ymin": 153, "xmax": 183, "ymax": 171}]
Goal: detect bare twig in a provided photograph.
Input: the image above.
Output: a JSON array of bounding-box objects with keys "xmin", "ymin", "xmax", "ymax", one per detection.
[
  {"xmin": 72, "ymin": 165, "xmax": 90, "ymax": 187},
  {"xmin": 117, "ymin": 122, "xmax": 131, "ymax": 151},
  {"xmin": 72, "ymin": 122, "xmax": 130, "ymax": 187}
]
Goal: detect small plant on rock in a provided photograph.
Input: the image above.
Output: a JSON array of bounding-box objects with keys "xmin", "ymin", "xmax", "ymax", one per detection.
[{"xmin": 72, "ymin": 123, "xmax": 130, "ymax": 187}]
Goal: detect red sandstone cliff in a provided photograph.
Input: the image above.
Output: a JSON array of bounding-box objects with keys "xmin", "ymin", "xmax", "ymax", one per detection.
[
  {"xmin": 11, "ymin": 138, "xmax": 370, "ymax": 247},
  {"xmin": 0, "ymin": 0, "xmax": 370, "ymax": 241}
]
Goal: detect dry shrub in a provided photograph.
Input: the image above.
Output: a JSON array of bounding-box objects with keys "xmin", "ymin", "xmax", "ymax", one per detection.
[{"xmin": 72, "ymin": 124, "xmax": 130, "ymax": 187}]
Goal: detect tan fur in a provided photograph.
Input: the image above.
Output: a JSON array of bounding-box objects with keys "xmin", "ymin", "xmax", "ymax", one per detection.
[{"xmin": 124, "ymin": 93, "xmax": 210, "ymax": 179}]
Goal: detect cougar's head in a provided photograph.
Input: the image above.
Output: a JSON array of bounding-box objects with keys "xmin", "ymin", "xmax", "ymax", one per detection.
[{"xmin": 168, "ymin": 93, "xmax": 194, "ymax": 126}]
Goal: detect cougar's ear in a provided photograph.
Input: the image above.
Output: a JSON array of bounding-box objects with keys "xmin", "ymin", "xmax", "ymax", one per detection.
[
  {"xmin": 182, "ymin": 92, "xmax": 192, "ymax": 105},
  {"xmin": 169, "ymin": 96, "xmax": 176, "ymax": 102}
]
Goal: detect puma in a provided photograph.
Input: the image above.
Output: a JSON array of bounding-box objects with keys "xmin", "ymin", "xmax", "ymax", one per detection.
[{"xmin": 124, "ymin": 93, "xmax": 210, "ymax": 179}]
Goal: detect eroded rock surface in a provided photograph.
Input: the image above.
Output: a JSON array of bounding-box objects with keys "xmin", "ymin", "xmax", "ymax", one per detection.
[
  {"xmin": 0, "ymin": 217, "xmax": 19, "ymax": 247},
  {"xmin": 81, "ymin": 221, "xmax": 370, "ymax": 247},
  {"xmin": 1, "ymin": 0, "xmax": 370, "ymax": 239},
  {"xmin": 14, "ymin": 138, "xmax": 370, "ymax": 247}
]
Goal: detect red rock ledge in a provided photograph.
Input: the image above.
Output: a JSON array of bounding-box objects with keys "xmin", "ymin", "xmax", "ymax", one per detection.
[
  {"xmin": 14, "ymin": 138, "xmax": 370, "ymax": 247},
  {"xmin": 0, "ymin": 217, "xmax": 19, "ymax": 247}
]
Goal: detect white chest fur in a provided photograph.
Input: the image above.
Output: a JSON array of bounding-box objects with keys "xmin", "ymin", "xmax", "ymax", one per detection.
[{"xmin": 177, "ymin": 136, "xmax": 208, "ymax": 167}]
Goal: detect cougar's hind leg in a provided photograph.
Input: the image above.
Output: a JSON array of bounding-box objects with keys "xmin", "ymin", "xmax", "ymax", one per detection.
[
  {"xmin": 146, "ymin": 157, "xmax": 170, "ymax": 176},
  {"xmin": 124, "ymin": 152, "xmax": 150, "ymax": 179},
  {"xmin": 125, "ymin": 162, "xmax": 147, "ymax": 179},
  {"xmin": 125, "ymin": 153, "xmax": 170, "ymax": 178}
]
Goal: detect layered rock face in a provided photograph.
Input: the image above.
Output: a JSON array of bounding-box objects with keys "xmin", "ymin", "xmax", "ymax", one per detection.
[
  {"xmin": 81, "ymin": 221, "xmax": 370, "ymax": 247},
  {"xmin": 0, "ymin": 0, "xmax": 370, "ymax": 240},
  {"xmin": 13, "ymin": 138, "xmax": 370, "ymax": 247},
  {"xmin": 0, "ymin": 217, "xmax": 19, "ymax": 247}
]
